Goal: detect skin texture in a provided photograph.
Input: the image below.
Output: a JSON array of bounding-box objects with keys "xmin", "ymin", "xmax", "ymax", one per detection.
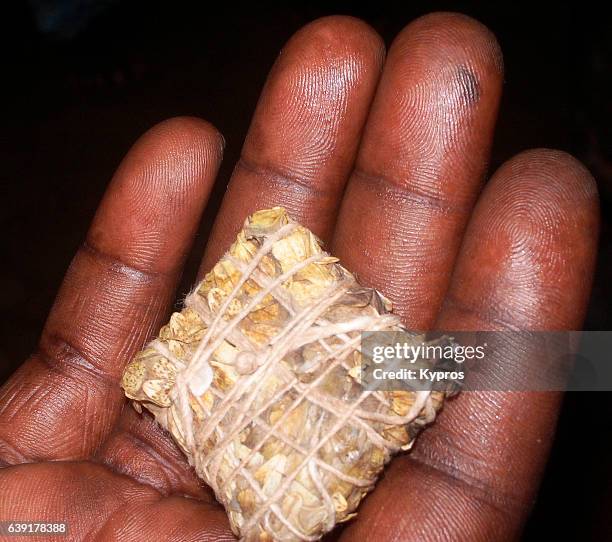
[{"xmin": 0, "ymin": 12, "xmax": 599, "ymax": 542}]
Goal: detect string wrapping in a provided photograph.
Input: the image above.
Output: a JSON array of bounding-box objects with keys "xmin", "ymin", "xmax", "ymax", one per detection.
[{"xmin": 121, "ymin": 207, "xmax": 449, "ymax": 541}]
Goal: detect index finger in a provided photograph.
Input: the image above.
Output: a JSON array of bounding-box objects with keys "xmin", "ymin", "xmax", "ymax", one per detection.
[{"xmin": 0, "ymin": 118, "xmax": 223, "ymax": 463}]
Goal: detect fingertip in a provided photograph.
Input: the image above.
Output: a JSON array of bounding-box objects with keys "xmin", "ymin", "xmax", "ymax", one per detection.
[
  {"xmin": 499, "ymin": 148, "xmax": 599, "ymax": 205},
  {"xmin": 161, "ymin": 116, "xmax": 225, "ymax": 156},
  {"xmin": 243, "ymin": 15, "xmax": 384, "ymax": 176},
  {"xmin": 88, "ymin": 116, "xmax": 224, "ymax": 275},
  {"xmin": 396, "ymin": 11, "xmax": 503, "ymax": 76},
  {"xmin": 288, "ymin": 15, "xmax": 385, "ymax": 70},
  {"xmin": 481, "ymin": 149, "xmax": 600, "ymax": 258},
  {"xmin": 442, "ymin": 148, "xmax": 599, "ymax": 330},
  {"xmin": 385, "ymin": 12, "xmax": 503, "ymax": 119},
  {"xmin": 475, "ymin": 149, "xmax": 599, "ymax": 249},
  {"xmin": 135, "ymin": 116, "xmax": 225, "ymax": 175},
  {"xmin": 106, "ymin": 117, "xmax": 224, "ymax": 222}
]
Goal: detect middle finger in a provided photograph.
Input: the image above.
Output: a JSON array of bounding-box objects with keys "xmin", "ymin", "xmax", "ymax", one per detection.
[{"xmin": 198, "ymin": 15, "xmax": 385, "ymax": 276}]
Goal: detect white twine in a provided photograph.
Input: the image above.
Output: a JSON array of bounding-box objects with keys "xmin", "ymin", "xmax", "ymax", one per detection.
[{"xmin": 147, "ymin": 220, "xmax": 437, "ymax": 541}]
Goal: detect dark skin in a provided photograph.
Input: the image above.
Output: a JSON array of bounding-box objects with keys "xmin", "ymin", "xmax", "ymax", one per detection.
[{"xmin": 0, "ymin": 12, "xmax": 599, "ymax": 541}]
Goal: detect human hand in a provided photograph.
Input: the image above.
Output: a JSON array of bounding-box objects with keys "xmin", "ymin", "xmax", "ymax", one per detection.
[{"xmin": 0, "ymin": 13, "xmax": 598, "ymax": 541}]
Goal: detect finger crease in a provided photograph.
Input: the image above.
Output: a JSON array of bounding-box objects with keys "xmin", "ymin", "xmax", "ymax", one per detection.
[
  {"xmin": 443, "ymin": 291, "xmax": 523, "ymax": 331},
  {"xmin": 37, "ymin": 332, "xmax": 118, "ymax": 389},
  {"xmin": 0, "ymin": 435, "xmax": 28, "ymax": 465},
  {"xmin": 89, "ymin": 485, "xmax": 164, "ymax": 542},
  {"xmin": 98, "ymin": 429, "xmax": 187, "ymax": 495},
  {"xmin": 408, "ymin": 452, "xmax": 526, "ymax": 517},
  {"xmin": 81, "ymin": 240, "xmax": 170, "ymax": 284},
  {"xmin": 236, "ymin": 156, "xmax": 334, "ymax": 200},
  {"xmin": 352, "ymin": 167, "xmax": 468, "ymax": 215}
]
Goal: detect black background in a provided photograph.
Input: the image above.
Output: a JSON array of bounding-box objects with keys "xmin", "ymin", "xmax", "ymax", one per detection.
[{"xmin": 1, "ymin": 1, "xmax": 610, "ymax": 539}]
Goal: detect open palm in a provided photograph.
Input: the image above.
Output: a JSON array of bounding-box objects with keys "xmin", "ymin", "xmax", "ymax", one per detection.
[{"xmin": 0, "ymin": 13, "xmax": 598, "ymax": 541}]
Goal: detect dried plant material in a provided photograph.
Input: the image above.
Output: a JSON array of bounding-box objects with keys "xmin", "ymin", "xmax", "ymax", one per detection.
[{"xmin": 121, "ymin": 207, "xmax": 450, "ymax": 541}]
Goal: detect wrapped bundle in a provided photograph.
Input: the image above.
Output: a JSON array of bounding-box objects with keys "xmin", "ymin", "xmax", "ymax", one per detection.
[{"xmin": 121, "ymin": 207, "xmax": 449, "ymax": 541}]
